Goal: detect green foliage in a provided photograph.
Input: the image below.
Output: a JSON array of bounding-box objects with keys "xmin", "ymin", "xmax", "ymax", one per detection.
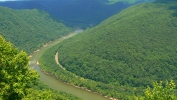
[
  {"xmin": 58, "ymin": 1, "xmax": 177, "ymax": 86},
  {"xmin": 142, "ymin": 80, "xmax": 177, "ymax": 100},
  {"xmin": 39, "ymin": 35, "xmax": 144, "ymax": 99},
  {"xmin": 0, "ymin": 7, "xmax": 72, "ymax": 54},
  {"xmin": 23, "ymin": 89, "xmax": 52, "ymax": 100},
  {"xmin": 0, "ymin": 36, "xmax": 83, "ymax": 100},
  {"xmin": 31, "ymin": 80, "xmax": 83, "ymax": 100},
  {"xmin": 24, "ymin": 88, "xmax": 83, "ymax": 100},
  {"xmin": 39, "ymin": 1, "xmax": 177, "ymax": 100},
  {"xmin": 0, "ymin": 35, "xmax": 39, "ymax": 100}
]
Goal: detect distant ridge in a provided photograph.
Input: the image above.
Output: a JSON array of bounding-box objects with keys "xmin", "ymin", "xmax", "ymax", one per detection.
[{"xmin": 0, "ymin": 0, "xmax": 144, "ymax": 28}]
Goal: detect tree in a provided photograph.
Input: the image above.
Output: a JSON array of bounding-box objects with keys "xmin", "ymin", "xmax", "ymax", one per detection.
[
  {"xmin": 0, "ymin": 36, "xmax": 39, "ymax": 100},
  {"xmin": 144, "ymin": 80, "xmax": 177, "ymax": 100}
]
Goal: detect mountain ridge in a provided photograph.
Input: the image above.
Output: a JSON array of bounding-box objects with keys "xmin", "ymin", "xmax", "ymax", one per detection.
[{"xmin": 0, "ymin": 0, "xmax": 149, "ymax": 28}]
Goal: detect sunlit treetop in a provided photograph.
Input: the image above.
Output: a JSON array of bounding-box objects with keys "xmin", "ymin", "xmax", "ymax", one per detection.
[{"xmin": 0, "ymin": 35, "xmax": 39, "ymax": 100}]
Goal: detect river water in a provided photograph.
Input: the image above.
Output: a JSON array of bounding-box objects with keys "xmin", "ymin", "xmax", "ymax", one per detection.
[{"xmin": 29, "ymin": 30, "xmax": 109, "ymax": 100}]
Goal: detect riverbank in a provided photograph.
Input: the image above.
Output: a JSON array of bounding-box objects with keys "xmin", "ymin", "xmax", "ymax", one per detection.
[
  {"xmin": 29, "ymin": 29, "xmax": 83, "ymax": 58},
  {"xmin": 55, "ymin": 52, "xmax": 118, "ymax": 100},
  {"xmin": 30, "ymin": 30, "xmax": 117, "ymax": 100},
  {"xmin": 54, "ymin": 47, "xmax": 119, "ymax": 99},
  {"xmin": 40, "ymin": 68, "xmax": 118, "ymax": 100}
]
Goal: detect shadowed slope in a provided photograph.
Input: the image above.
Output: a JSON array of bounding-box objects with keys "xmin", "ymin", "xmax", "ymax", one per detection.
[{"xmin": 0, "ymin": 7, "xmax": 72, "ymax": 54}]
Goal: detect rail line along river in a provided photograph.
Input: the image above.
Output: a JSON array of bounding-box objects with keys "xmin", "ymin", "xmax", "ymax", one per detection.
[{"xmin": 29, "ymin": 30, "xmax": 110, "ymax": 100}]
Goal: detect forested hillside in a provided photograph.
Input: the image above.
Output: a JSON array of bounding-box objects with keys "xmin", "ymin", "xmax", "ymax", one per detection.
[
  {"xmin": 39, "ymin": 0, "xmax": 177, "ymax": 99},
  {"xmin": 0, "ymin": 0, "xmax": 145, "ymax": 28},
  {"xmin": 0, "ymin": 35, "xmax": 83, "ymax": 100},
  {"xmin": 0, "ymin": 6, "xmax": 72, "ymax": 54}
]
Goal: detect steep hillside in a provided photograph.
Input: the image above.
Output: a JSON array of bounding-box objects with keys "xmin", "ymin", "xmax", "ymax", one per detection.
[
  {"xmin": 0, "ymin": 6, "xmax": 72, "ymax": 54},
  {"xmin": 58, "ymin": 1, "xmax": 177, "ymax": 85},
  {"xmin": 39, "ymin": 1, "xmax": 177, "ymax": 99}
]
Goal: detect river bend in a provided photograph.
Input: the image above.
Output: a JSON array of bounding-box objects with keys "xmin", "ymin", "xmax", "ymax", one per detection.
[{"xmin": 29, "ymin": 30, "xmax": 109, "ymax": 100}]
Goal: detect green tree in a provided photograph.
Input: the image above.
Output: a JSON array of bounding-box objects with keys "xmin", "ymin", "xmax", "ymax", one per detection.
[
  {"xmin": 23, "ymin": 89, "xmax": 52, "ymax": 100},
  {"xmin": 144, "ymin": 80, "xmax": 177, "ymax": 100},
  {"xmin": 0, "ymin": 36, "xmax": 39, "ymax": 100}
]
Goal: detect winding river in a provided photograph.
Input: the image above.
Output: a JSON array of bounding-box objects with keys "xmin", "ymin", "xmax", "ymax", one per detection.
[{"xmin": 29, "ymin": 30, "xmax": 109, "ymax": 100}]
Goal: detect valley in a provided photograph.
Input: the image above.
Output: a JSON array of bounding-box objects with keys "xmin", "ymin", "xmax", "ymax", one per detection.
[
  {"xmin": 39, "ymin": 0, "xmax": 177, "ymax": 99},
  {"xmin": 1, "ymin": 0, "xmax": 177, "ymax": 100},
  {"xmin": 0, "ymin": 0, "xmax": 148, "ymax": 28}
]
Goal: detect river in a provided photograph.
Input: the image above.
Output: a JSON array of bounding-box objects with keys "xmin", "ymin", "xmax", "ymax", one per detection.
[{"xmin": 29, "ymin": 30, "xmax": 109, "ymax": 100}]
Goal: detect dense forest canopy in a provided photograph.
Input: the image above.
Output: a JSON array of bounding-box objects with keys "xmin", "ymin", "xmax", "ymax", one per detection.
[
  {"xmin": 38, "ymin": 0, "xmax": 177, "ymax": 99},
  {"xmin": 0, "ymin": 6, "xmax": 72, "ymax": 54},
  {"xmin": 57, "ymin": 0, "xmax": 177, "ymax": 86}
]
